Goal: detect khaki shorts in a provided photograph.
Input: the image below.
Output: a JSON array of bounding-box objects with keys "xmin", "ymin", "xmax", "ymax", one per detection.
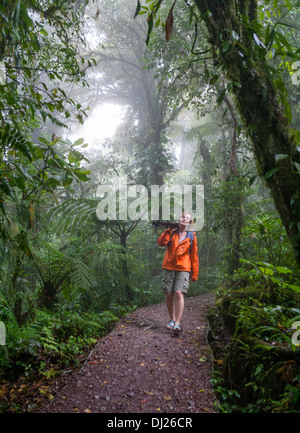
[{"xmin": 161, "ymin": 269, "xmax": 190, "ymax": 294}]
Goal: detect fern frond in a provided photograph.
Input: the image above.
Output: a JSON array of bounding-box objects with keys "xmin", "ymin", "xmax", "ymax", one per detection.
[
  {"xmin": 47, "ymin": 198, "xmax": 98, "ymax": 234},
  {"xmin": 0, "ymin": 292, "xmax": 18, "ymax": 325},
  {"xmin": 69, "ymin": 259, "xmax": 96, "ymax": 289},
  {"xmin": 1, "ymin": 123, "xmax": 34, "ymax": 161},
  {"xmin": 40, "ymin": 327, "xmax": 59, "ymax": 354},
  {"xmin": 31, "ymin": 240, "xmax": 96, "ymax": 293}
]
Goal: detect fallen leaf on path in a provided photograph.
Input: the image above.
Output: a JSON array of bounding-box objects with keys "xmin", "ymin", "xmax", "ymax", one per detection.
[
  {"xmin": 39, "ymin": 387, "xmax": 49, "ymax": 394},
  {"xmin": 84, "ymin": 409, "xmax": 91, "ymax": 413},
  {"xmin": 163, "ymin": 395, "xmax": 172, "ymax": 401},
  {"xmin": 199, "ymin": 356, "xmax": 207, "ymax": 362},
  {"xmin": 18, "ymin": 384, "xmax": 26, "ymax": 392}
]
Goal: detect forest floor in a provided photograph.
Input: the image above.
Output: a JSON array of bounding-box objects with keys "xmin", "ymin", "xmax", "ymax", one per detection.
[{"xmin": 36, "ymin": 293, "xmax": 217, "ymax": 414}]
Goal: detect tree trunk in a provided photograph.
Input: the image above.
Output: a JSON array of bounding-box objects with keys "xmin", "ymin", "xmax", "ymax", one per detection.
[
  {"xmin": 195, "ymin": 0, "xmax": 300, "ymax": 265},
  {"xmin": 199, "ymin": 138, "xmax": 212, "ymax": 267},
  {"xmin": 120, "ymin": 227, "xmax": 134, "ymax": 302},
  {"xmin": 38, "ymin": 281, "xmax": 58, "ymax": 309},
  {"xmin": 224, "ymin": 96, "xmax": 244, "ymax": 274}
]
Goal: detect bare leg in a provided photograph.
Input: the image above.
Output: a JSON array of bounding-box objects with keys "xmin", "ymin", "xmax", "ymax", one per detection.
[
  {"xmin": 165, "ymin": 293, "xmax": 175, "ymax": 321},
  {"xmin": 174, "ymin": 291, "xmax": 184, "ymax": 326}
]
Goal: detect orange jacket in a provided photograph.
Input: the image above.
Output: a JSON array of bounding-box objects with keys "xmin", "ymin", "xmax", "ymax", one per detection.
[{"xmin": 157, "ymin": 229, "xmax": 199, "ymax": 282}]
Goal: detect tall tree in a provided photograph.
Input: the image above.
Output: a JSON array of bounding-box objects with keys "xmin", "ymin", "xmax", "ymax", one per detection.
[
  {"xmin": 193, "ymin": 0, "xmax": 300, "ymax": 263},
  {"xmin": 82, "ymin": 0, "xmax": 209, "ymax": 186},
  {"xmin": 137, "ymin": 0, "xmax": 300, "ymax": 265}
]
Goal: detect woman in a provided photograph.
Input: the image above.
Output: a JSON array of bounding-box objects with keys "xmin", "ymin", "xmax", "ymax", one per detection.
[{"xmin": 157, "ymin": 213, "xmax": 199, "ymax": 334}]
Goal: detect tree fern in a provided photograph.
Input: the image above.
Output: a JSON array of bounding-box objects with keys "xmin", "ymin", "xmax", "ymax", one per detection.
[
  {"xmin": 31, "ymin": 239, "xmax": 96, "ymax": 308},
  {"xmin": 47, "ymin": 198, "xmax": 98, "ymax": 235}
]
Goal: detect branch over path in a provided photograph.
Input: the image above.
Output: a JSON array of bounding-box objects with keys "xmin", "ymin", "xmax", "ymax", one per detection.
[{"xmin": 40, "ymin": 293, "xmax": 216, "ymax": 413}]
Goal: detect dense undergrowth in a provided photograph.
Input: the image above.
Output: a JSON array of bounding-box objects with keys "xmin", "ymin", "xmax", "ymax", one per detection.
[
  {"xmin": 0, "ymin": 300, "xmax": 133, "ymax": 412},
  {"xmin": 209, "ymin": 265, "xmax": 300, "ymax": 413}
]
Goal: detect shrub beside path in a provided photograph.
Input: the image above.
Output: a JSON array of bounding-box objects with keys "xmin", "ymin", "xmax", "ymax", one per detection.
[{"xmin": 39, "ymin": 293, "xmax": 217, "ymax": 413}]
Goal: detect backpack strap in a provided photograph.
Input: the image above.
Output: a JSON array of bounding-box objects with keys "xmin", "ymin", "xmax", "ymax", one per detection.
[
  {"xmin": 167, "ymin": 229, "xmax": 178, "ymax": 246},
  {"xmin": 186, "ymin": 231, "xmax": 195, "ymax": 254}
]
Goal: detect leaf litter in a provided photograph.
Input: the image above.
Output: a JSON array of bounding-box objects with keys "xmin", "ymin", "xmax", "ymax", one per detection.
[{"xmin": 36, "ymin": 294, "xmax": 216, "ymax": 413}]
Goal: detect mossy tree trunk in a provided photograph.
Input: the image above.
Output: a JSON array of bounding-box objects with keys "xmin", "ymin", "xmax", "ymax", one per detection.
[
  {"xmin": 194, "ymin": 0, "xmax": 300, "ymax": 265},
  {"xmin": 199, "ymin": 137, "xmax": 213, "ymax": 268},
  {"xmin": 224, "ymin": 95, "xmax": 245, "ymax": 274}
]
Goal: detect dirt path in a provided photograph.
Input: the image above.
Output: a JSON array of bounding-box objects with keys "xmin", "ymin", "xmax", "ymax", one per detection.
[{"xmin": 39, "ymin": 293, "xmax": 217, "ymax": 414}]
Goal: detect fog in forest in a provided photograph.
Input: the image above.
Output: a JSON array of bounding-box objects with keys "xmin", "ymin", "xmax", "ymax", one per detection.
[{"xmin": 1, "ymin": 0, "xmax": 300, "ymax": 414}]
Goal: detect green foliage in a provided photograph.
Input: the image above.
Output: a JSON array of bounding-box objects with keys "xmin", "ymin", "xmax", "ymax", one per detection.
[
  {"xmin": 0, "ymin": 133, "xmax": 91, "ymax": 290},
  {"xmin": 214, "ymin": 251, "xmax": 300, "ymax": 412},
  {"xmin": 1, "ymin": 0, "xmax": 300, "ymax": 414},
  {"xmin": 211, "ymin": 370, "xmax": 241, "ymax": 413},
  {"xmin": 0, "ymin": 0, "xmax": 92, "ymax": 247},
  {"xmin": 0, "ymin": 0, "xmax": 90, "ymax": 126},
  {"xmin": 241, "ymin": 212, "xmax": 294, "ymax": 266},
  {"xmin": 0, "ymin": 300, "xmax": 127, "ymax": 377},
  {"xmin": 33, "ymin": 240, "xmax": 96, "ymax": 289},
  {"xmin": 47, "ymin": 198, "xmax": 98, "ymax": 235}
]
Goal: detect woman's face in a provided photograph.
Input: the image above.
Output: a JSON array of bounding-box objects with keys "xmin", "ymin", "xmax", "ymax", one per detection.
[{"xmin": 179, "ymin": 213, "xmax": 191, "ymax": 226}]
